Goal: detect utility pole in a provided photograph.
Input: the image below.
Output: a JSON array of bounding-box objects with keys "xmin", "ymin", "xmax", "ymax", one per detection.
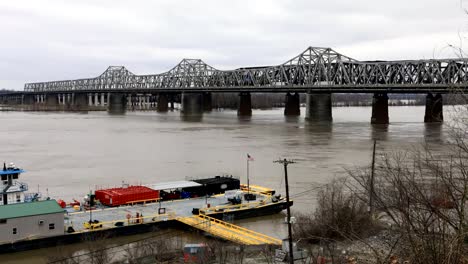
[
  {"xmin": 247, "ymin": 157, "xmax": 250, "ymax": 198},
  {"xmin": 369, "ymin": 140, "xmax": 376, "ymax": 214},
  {"xmin": 274, "ymin": 158, "xmax": 295, "ymax": 264}
]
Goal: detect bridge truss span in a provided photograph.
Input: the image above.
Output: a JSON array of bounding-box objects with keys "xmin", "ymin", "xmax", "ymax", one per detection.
[{"xmin": 24, "ymin": 47, "xmax": 468, "ymax": 93}]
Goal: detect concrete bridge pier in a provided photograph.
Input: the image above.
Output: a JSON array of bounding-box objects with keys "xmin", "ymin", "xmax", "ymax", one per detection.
[
  {"xmin": 88, "ymin": 94, "xmax": 94, "ymax": 106},
  {"xmin": 138, "ymin": 95, "xmax": 143, "ymax": 107},
  {"xmin": 237, "ymin": 92, "xmax": 252, "ymax": 116},
  {"xmin": 371, "ymin": 93, "xmax": 389, "ymax": 124},
  {"xmin": 72, "ymin": 93, "xmax": 89, "ymax": 111},
  {"xmin": 22, "ymin": 94, "xmax": 35, "ymax": 105},
  {"xmin": 144, "ymin": 94, "xmax": 151, "ymax": 109},
  {"xmin": 148, "ymin": 94, "xmax": 155, "ymax": 107},
  {"xmin": 100, "ymin": 93, "xmax": 106, "ymax": 106},
  {"xmin": 203, "ymin": 92, "xmax": 212, "ymax": 112},
  {"xmin": 46, "ymin": 94, "xmax": 59, "ymax": 107},
  {"xmin": 284, "ymin": 92, "xmax": 300, "ymax": 116},
  {"xmin": 63, "ymin": 94, "xmax": 72, "ymax": 110},
  {"xmin": 424, "ymin": 93, "xmax": 443, "ymax": 122},
  {"xmin": 169, "ymin": 94, "xmax": 177, "ymax": 110},
  {"xmin": 93, "ymin": 93, "xmax": 98, "ymax": 106},
  {"xmin": 181, "ymin": 92, "xmax": 203, "ymax": 117},
  {"xmin": 107, "ymin": 93, "xmax": 127, "ymax": 114},
  {"xmin": 305, "ymin": 93, "xmax": 332, "ymax": 121},
  {"xmin": 157, "ymin": 93, "xmax": 169, "ymax": 112}
]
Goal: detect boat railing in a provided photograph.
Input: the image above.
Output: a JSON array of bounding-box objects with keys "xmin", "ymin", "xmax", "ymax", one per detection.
[
  {"xmin": 185, "ymin": 174, "xmax": 240, "ymax": 181},
  {"xmin": 74, "ymin": 212, "xmax": 177, "ymax": 233},
  {"xmin": 5, "ymin": 181, "xmax": 29, "ymax": 192},
  {"xmin": 199, "ymin": 195, "xmax": 272, "ymax": 215},
  {"xmin": 24, "ymin": 192, "xmax": 42, "ymax": 202},
  {"xmin": 195, "ymin": 214, "xmax": 282, "ymax": 245}
]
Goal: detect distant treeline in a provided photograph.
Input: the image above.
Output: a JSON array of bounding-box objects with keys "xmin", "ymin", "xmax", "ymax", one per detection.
[
  {"xmin": 212, "ymin": 93, "xmax": 465, "ymax": 109},
  {"xmin": 0, "ymin": 89, "xmax": 14, "ymax": 94}
]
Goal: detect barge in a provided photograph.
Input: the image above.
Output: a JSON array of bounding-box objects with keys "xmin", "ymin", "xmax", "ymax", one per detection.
[{"xmin": 0, "ymin": 164, "xmax": 292, "ymax": 253}]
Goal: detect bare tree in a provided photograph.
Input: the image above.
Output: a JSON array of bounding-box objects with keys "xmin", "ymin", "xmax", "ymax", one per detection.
[
  {"xmin": 46, "ymin": 246, "xmax": 81, "ymax": 264},
  {"xmin": 347, "ymin": 112, "xmax": 468, "ymax": 263}
]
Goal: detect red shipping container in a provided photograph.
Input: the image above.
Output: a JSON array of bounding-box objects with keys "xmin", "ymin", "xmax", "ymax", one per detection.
[{"xmin": 95, "ymin": 186, "xmax": 159, "ymax": 206}]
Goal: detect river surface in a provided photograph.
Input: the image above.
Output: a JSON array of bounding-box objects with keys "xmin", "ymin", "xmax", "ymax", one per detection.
[{"xmin": 0, "ymin": 106, "xmax": 455, "ymax": 263}]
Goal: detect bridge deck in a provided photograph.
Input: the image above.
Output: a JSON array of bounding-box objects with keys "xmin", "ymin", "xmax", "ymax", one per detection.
[{"xmin": 176, "ymin": 214, "xmax": 281, "ymax": 245}]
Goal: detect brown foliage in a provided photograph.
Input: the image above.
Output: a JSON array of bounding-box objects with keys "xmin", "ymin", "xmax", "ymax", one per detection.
[{"xmin": 293, "ymin": 178, "xmax": 380, "ymax": 244}]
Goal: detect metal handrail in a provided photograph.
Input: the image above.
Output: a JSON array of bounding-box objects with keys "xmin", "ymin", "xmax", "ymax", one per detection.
[{"xmin": 196, "ymin": 214, "xmax": 281, "ymax": 244}]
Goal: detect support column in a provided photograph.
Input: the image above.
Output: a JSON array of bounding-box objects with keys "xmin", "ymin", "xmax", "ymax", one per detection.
[
  {"xmin": 202, "ymin": 92, "xmax": 212, "ymax": 112},
  {"xmin": 371, "ymin": 93, "xmax": 389, "ymax": 124},
  {"xmin": 73, "ymin": 93, "xmax": 89, "ymax": 111},
  {"xmin": 101, "ymin": 93, "xmax": 105, "ymax": 106},
  {"xmin": 138, "ymin": 95, "xmax": 143, "ymax": 107},
  {"xmin": 88, "ymin": 94, "xmax": 93, "ymax": 106},
  {"xmin": 305, "ymin": 93, "xmax": 332, "ymax": 121},
  {"xmin": 45, "ymin": 94, "xmax": 59, "ymax": 107},
  {"xmin": 170, "ymin": 98, "xmax": 175, "ymax": 110},
  {"xmin": 284, "ymin": 92, "xmax": 300, "ymax": 116},
  {"xmin": 157, "ymin": 94, "xmax": 169, "ymax": 112},
  {"xmin": 237, "ymin": 92, "xmax": 252, "ymax": 116},
  {"xmin": 145, "ymin": 95, "xmax": 150, "ymax": 108},
  {"xmin": 181, "ymin": 92, "xmax": 203, "ymax": 116},
  {"xmin": 107, "ymin": 93, "xmax": 127, "ymax": 114},
  {"xmin": 22, "ymin": 94, "xmax": 35, "ymax": 105},
  {"xmin": 424, "ymin": 93, "xmax": 443, "ymax": 122}
]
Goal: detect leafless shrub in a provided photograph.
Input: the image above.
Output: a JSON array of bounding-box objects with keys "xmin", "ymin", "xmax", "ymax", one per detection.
[
  {"xmin": 294, "ymin": 178, "xmax": 380, "ymax": 244},
  {"xmin": 46, "ymin": 246, "xmax": 81, "ymax": 264},
  {"xmin": 259, "ymin": 244, "xmax": 276, "ymax": 264},
  {"xmin": 206, "ymin": 240, "xmax": 231, "ymax": 264}
]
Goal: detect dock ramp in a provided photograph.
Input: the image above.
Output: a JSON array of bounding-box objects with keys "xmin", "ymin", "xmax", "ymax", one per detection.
[{"xmin": 177, "ymin": 214, "xmax": 281, "ymax": 245}]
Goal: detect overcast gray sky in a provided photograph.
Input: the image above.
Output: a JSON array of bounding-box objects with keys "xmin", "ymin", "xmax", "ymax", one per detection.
[{"xmin": 1, "ymin": 0, "xmax": 468, "ymax": 90}]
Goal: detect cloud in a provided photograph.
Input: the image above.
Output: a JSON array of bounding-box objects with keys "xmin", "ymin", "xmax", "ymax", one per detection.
[{"xmin": 0, "ymin": 0, "xmax": 467, "ymax": 90}]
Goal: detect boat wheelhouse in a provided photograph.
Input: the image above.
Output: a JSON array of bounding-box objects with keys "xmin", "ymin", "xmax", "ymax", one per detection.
[{"xmin": 1, "ymin": 163, "xmax": 28, "ymax": 205}]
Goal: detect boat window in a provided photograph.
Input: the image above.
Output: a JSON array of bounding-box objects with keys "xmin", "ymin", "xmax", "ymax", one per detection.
[
  {"xmin": 49, "ymin": 223, "xmax": 55, "ymax": 230},
  {"xmin": 16, "ymin": 194, "xmax": 21, "ymax": 202},
  {"xmin": 13, "ymin": 228, "xmax": 17, "ymax": 234},
  {"xmin": 1, "ymin": 175, "xmax": 6, "ymax": 181},
  {"xmin": 0, "ymin": 219, "xmax": 6, "ymax": 224},
  {"xmin": 12, "ymin": 174, "xmax": 18, "ymax": 179}
]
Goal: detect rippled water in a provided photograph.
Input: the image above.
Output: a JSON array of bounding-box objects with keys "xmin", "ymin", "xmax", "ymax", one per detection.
[{"xmin": 0, "ymin": 106, "xmax": 455, "ymax": 263}]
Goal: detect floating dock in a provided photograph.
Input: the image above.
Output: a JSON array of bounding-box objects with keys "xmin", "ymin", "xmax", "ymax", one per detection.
[{"xmin": 63, "ymin": 188, "xmax": 287, "ymax": 246}]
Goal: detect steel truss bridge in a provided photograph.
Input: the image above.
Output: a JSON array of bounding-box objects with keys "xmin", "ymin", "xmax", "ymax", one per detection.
[{"xmin": 23, "ymin": 47, "xmax": 468, "ymax": 94}]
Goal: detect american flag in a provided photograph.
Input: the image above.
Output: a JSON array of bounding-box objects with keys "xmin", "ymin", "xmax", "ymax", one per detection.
[{"xmin": 247, "ymin": 154, "xmax": 254, "ymax": 161}]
